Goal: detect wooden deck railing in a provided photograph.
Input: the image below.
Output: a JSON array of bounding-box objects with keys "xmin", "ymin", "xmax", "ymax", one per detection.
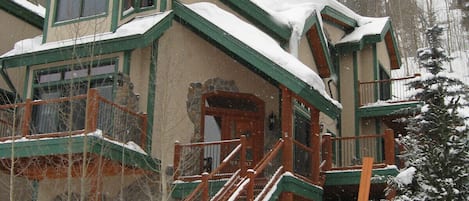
[
  {"xmin": 358, "ymin": 74, "xmax": 420, "ymax": 106},
  {"xmin": 0, "ymin": 89, "xmax": 147, "ymax": 150},
  {"xmin": 322, "ymin": 129, "xmax": 395, "ymax": 171}
]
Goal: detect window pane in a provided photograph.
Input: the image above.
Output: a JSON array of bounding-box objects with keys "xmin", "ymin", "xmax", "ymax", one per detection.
[
  {"xmin": 140, "ymin": 0, "xmax": 154, "ymax": 7},
  {"xmin": 82, "ymin": 0, "xmax": 107, "ymax": 17},
  {"xmin": 91, "ymin": 64, "xmax": 115, "ymax": 76},
  {"xmin": 64, "ymin": 68, "xmax": 88, "ymax": 80},
  {"xmin": 39, "ymin": 72, "xmax": 61, "ymax": 83},
  {"xmin": 56, "ymin": 0, "xmax": 80, "ymax": 22}
]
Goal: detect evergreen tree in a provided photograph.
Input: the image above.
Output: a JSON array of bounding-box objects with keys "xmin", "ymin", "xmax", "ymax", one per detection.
[{"xmin": 391, "ymin": 25, "xmax": 469, "ymax": 200}]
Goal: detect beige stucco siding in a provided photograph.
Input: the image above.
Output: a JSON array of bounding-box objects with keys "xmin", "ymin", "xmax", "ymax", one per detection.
[
  {"xmin": 129, "ymin": 47, "xmax": 151, "ymax": 112},
  {"xmin": 154, "ymin": 22, "xmax": 279, "ymax": 172},
  {"xmin": 339, "ymin": 52, "xmax": 355, "ymax": 137},
  {"xmin": 377, "ymin": 41, "xmax": 391, "ymax": 73},
  {"xmin": 45, "ymin": 1, "xmax": 113, "ymax": 43},
  {"xmin": 322, "ymin": 23, "xmax": 346, "ymax": 45},
  {"xmin": 357, "ymin": 45, "xmax": 374, "ymax": 82},
  {"xmin": 0, "ymin": 10, "xmax": 42, "ymax": 55},
  {"xmin": 298, "ymin": 35, "xmax": 319, "ymax": 73}
]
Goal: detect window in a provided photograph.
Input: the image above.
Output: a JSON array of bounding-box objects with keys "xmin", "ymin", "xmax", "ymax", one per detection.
[
  {"xmin": 56, "ymin": 0, "xmax": 107, "ymax": 22},
  {"xmin": 378, "ymin": 66, "xmax": 391, "ymax": 101},
  {"xmin": 32, "ymin": 61, "xmax": 116, "ymax": 134},
  {"xmin": 122, "ymin": 0, "xmax": 154, "ymax": 17}
]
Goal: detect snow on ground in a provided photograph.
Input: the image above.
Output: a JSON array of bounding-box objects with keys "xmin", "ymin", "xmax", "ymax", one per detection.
[
  {"xmin": 12, "ymin": 0, "xmax": 46, "ymax": 18},
  {"xmin": 1, "ymin": 11, "xmax": 172, "ymax": 58},
  {"xmin": 187, "ymin": 2, "xmax": 341, "ymax": 108}
]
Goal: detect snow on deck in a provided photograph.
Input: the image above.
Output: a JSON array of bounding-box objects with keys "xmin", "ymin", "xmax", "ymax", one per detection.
[
  {"xmin": 1, "ymin": 11, "xmax": 172, "ymax": 58},
  {"xmin": 187, "ymin": 3, "xmax": 341, "ymax": 108},
  {"xmin": 0, "ymin": 129, "xmax": 147, "ymax": 155},
  {"xmin": 12, "ymin": 0, "xmax": 46, "ymax": 18}
]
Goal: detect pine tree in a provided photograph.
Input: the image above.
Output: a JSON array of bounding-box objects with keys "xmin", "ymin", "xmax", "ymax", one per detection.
[{"xmin": 391, "ymin": 25, "xmax": 469, "ymax": 200}]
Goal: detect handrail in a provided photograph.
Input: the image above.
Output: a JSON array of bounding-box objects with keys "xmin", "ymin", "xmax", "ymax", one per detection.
[
  {"xmin": 224, "ymin": 138, "xmax": 284, "ymax": 201},
  {"xmin": 254, "ymin": 166, "xmax": 284, "ymax": 201},
  {"xmin": 358, "ymin": 73, "xmax": 420, "ymax": 106},
  {"xmin": 182, "ymin": 136, "xmax": 246, "ymax": 201}
]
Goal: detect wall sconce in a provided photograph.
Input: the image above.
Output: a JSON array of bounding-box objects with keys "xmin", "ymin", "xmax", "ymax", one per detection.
[{"xmin": 268, "ymin": 112, "xmax": 276, "ymax": 131}]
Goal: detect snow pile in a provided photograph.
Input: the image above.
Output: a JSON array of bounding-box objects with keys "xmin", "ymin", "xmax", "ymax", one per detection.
[
  {"xmin": 13, "ymin": 0, "xmax": 46, "ymax": 18},
  {"xmin": 187, "ymin": 3, "xmax": 340, "ymax": 108},
  {"xmin": 250, "ymin": 0, "xmax": 389, "ymax": 43},
  {"xmin": 395, "ymin": 167, "xmax": 417, "ymax": 185},
  {"xmin": 1, "ymin": 11, "xmax": 172, "ymax": 58}
]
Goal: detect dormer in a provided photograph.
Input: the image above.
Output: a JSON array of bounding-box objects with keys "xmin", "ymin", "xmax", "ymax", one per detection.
[{"xmin": 43, "ymin": 0, "xmax": 168, "ymax": 43}]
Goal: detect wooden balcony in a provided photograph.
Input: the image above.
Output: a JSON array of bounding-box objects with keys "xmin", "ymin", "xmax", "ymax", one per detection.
[
  {"xmin": 0, "ymin": 88, "xmax": 147, "ymax": 149},
  {"xmin": 358, "ymin": 74, "xmax": 421, "ymax": 106},
  {"xmin": 172, "ymin": 129, "xmax": 398, "ymax": 200}
]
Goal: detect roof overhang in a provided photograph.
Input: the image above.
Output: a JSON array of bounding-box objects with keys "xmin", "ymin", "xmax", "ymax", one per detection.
[
  {"xmin": 0, "ymin": 135, "xmax": 160, "ymax": 172},
  {"xmin": 304, "ymin": 12, "xmax": 334, "ymax": 77},
  {"xmin": 336, "ymin": 20, "xmax": 402, "ymax": 69},
  {"xmin": 173, "ymin": 1, "xmax": 341, "ymax": 118},
  {"xmin": 0, "ymin": 12, "xmax": 173, "ymax": 68},
  {"xmin": 320, "ymin": 6, "xmax": 357, "ymax": 31}
]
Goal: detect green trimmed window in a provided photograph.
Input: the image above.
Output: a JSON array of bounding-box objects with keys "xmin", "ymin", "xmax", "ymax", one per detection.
[
  {"xmin": 378, "ymin": 66, "xmax": 391, "ymax": 101},
  {"xmin": 122, "ymin": 0, "xmax": 154, "ymax": 16},
  {"xmin": 55, "ymin": 0, "xmax": 107, "ymax": 22},
  {"xmin": 32, "ymin": 61, "xmax": 116, "ymax": 134}
]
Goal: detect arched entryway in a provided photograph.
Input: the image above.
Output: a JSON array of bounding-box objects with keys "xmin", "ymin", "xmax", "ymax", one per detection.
[{"xmin": 201, "ymin": 91, "xmax": 264, "ymax": 171}]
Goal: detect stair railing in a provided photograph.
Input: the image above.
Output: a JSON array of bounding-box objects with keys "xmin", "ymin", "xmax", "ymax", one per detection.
[
  {"xmin": 225, "ymin": 138, "xmax": 285, "ymax": 200},
  {"xmin": 183, "ymin": 136, "xmax": 247, "ymax": 201}
]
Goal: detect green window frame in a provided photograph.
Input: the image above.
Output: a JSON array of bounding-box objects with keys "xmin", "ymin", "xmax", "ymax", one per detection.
[
  {"xmin": 55, "ymin": 0, "xmax": 108, "ymax": 23},
  {"xmin": 122, "ymin": 0, "xmax": 155, "ymax": 18}
]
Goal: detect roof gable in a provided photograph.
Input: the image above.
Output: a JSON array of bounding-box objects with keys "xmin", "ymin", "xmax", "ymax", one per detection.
[{"xmin": 173, "ymin": 1, "xmax": 341, "ymax": 118}]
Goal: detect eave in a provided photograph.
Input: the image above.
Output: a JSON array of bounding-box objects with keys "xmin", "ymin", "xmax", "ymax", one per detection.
[
  {"xmin": 324, "ymin": 167, "xmax": 398, "ymax": 186},
  {"xmin": 0, "ymin": 0, "xmax": 44, "ymax": 29},
  {"xmin": 304, "ymin": 12, "xmax": 334, "ymax": 77},
  {"xmin": 320, "ymin": 6, "xmax": 357, "ymax": 31},
  {"xmin": 0, "ymin": 12, "xmax": 173, "ymax": 68},
  {"xmin": 357, "ymin": 102, "xmax": 419, "ymax": 118},
  {"xmin": 173, "ymin": 1, "xmax": 341, "ymax": 118},
  {"xmin": 221, "ymin": 0, "xmax": 291, "ymax": 43},
  {"xmin": 0, "ymin": 135, "xmax": 160, "ymax": 172}
]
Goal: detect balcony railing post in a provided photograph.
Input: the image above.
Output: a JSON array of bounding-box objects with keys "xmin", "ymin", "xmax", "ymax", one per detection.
[
  {"xmin": 384, "ymin": 129, "xmax": 395, "ymax": 165},
  {"xmin": 21, "ymin": 99, "xmax": 33, "ymax": 137},
  {"xmin": 322, "ymin": 134, "xmax": 333, "ymax": 171},
  {"xmin": 202, "ymin": 172, "xmax": 209, "ymax": 201},
  {"xmin": 240, "ymin": 135, "xmax": 247, "ymax": 176},
  {"xmin": 140, "ymin": 114, "xmax": 148, "ymax": 151},
  {"xmin": 174, "ymin": 141, "xmax": 181, "ymax": 180},
  {"xmin": 280, "ymin": 86, "xmax": 293, "ymax": 172},
  {"xmin": 247, "ymin": 169, "xmax": 255, "ymax": 200},
  {"xmin": 311, "ymin": 109, "xmax": 321, "ymax": 184},
  {"xmin": 85, "ymin": 89, "xmax": 99, "ymax": 133}
]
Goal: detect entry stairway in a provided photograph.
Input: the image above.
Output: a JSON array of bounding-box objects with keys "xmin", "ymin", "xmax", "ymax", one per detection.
[{"xmin": 172, "ymin": 129, "xmax": 399, "ymax": 201}]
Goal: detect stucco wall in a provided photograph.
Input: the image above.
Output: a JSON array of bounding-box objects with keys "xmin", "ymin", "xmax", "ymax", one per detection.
[
  {"xmin": 322, "ymin": 23, "xmax": 346, "ymax": 45},
  {"xmin": 298, "ymin": 35, "xmax": 318, "ymax": 72},
  {"xmin": 45, "ymin": 0, "xmax": 113, "ymax": 43},
  {"xmin": 377, "ymin": 40, "xmax": 391, "ymax": 73},
  {"xmin": 357, "ymin": 45, "xmax": 374, "ymax": 82},
  {"xmin": 0, "ymin": 10, "xmax": 42, "ymax": 55},
  {"xmin": 339, "ymin": 52, "xmax": 355, "ymax": 137},
  {"xmin": 154, "ymin": 22, "xmax": 280, "ymax": 175}
]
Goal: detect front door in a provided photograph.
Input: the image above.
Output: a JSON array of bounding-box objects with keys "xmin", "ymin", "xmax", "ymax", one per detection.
[{"xmin": 202, "ymin": 91, "xmax": 264, "ymax": 172}]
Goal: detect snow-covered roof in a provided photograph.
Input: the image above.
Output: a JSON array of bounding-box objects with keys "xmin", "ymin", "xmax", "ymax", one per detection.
[
  {"xmin": 1, "ymin": 11, "xmax": 172, "ymax": 58},
  {"xmin": 12, "ymin": 0, "xmax": 46, "ymax": 18},
  {"xmin": 187, "ymin": 2, "xmax": 340, "ymax": 108},
  {"xmin": 250, "ymin": 0, "xmax": 390, "ymax": 43}
]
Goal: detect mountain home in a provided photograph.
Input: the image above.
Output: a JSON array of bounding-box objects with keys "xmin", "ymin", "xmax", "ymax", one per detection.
[{"xmin": 0, "ymin": 0, "xmax": 417, "ymax": 200}]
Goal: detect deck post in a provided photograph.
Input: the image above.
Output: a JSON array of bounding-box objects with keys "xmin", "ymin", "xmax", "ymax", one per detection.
[
  {"xmin": 85, "ymin": 89, "xmax": 99, "ymax": 133},
  {"xmin": 247, "ymin": 169, "xmax": 255, "ymax": 200},
  {"xmin": 21, "ymin": 99, "xmax": 32, "ymax": 136},
  {"xmin": 384, "ymin": 129, "xmax": 395, "ymax": 165},
  {"xmin": 174, "ymin": 141, "xmax": 181, "ymax": 180},
  {"xmin": 240, "ymin": 135, "xmax": 247, "ymax": 176},
  {"xmin": 322, "ymin": 134, "xmax": 333, "ymax": 171},
  {"xmin": 202, "ymin": 172, "xmax": 209, "ymax": 201},
  {"xmin": 140, "ymin": 114, "xmax": 148, "ymax": 151},
  {"xmin": 280, "ymin": 86, "xmax": 293, "ymax": 201},
  {"xmin": 357, "ymin": 157, "xmax": 374, "ymax": 201},
  {"xmin": 280, "ymin": 86, "xmax": 293, "ymax": 173}
]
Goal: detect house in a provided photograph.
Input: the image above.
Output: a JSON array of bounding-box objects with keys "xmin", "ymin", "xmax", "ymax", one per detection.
[{"xmin": 0, "ymin": 0, "xmax": 418, "ymax": 200}]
